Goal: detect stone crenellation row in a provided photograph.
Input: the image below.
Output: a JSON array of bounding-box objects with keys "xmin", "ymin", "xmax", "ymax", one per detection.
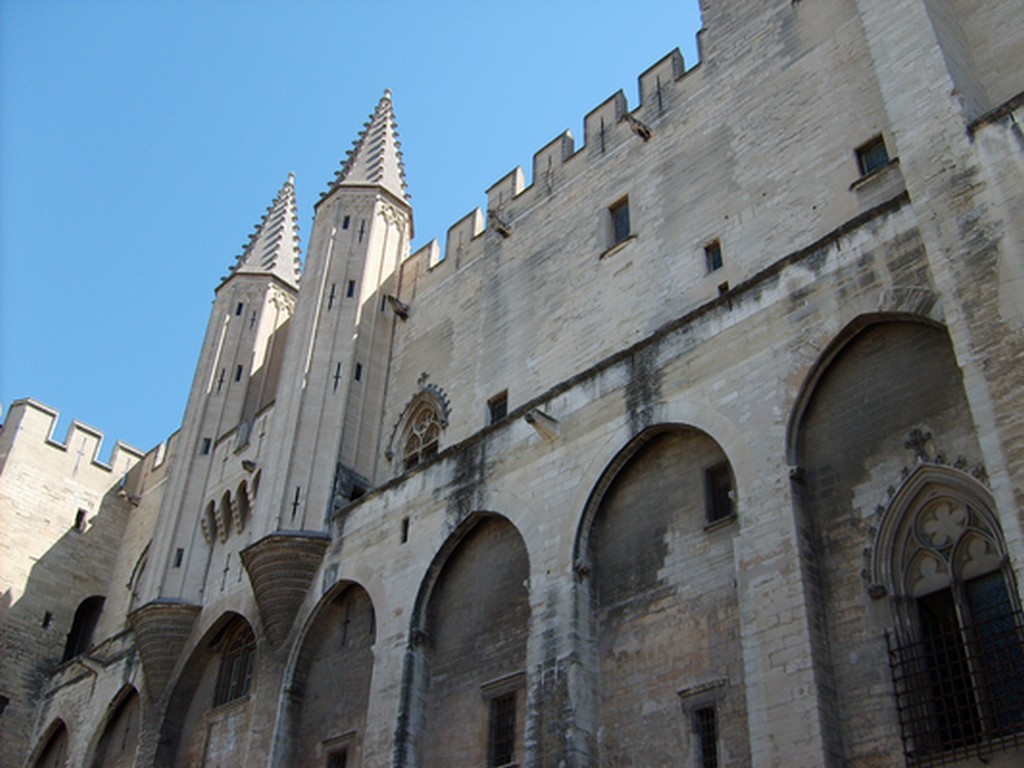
[
  {"xmin": 407, "ymin": 48, "xmax": 691, "ymax": 277},
  {"xmin": 1, "ymin": 398, "xmax": 147, "ymax": 474}
]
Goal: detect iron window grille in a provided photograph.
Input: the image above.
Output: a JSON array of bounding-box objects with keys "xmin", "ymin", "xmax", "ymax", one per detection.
[{"xmin": 887, "ymin": 602, "xmax": 1024, "ymax": 766}]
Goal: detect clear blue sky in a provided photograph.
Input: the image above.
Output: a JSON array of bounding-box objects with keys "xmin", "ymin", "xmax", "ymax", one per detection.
[{"xmin": 1, "ymin": 0, "xmax": 702, "ymax": 453}]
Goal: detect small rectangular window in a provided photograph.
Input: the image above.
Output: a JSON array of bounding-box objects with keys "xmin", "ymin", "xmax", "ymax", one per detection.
[
  {"xmin": 42, "ymin": 611, "xmax": 53, "ymax": 629},
  {"xmin": 354, "ymin": 363, "xmax": 363, "ymax": 381},
  {"xmin": 235, "ymin": 302, "xmax": 244, "ymax": 316},
  {"xmin": 327, "ymin": 749, "xmax": 347, "ymax": 768},
  {"xmin": 201, "ymin": 438, "xmax": 212, "ymax": 455},
  {"xmin": 705, "ymin": 463, "xmax": 733, "ymax": 523},
  {"xmin": 173, "ymin": 548, "xmax": 184, "ymax": 568},
  {"xmin": 234, "ymin": 364, "xmax": 244, "ymax": 382},
  {"xmin": 488, "ymin": 391, "xmax": 508, "ymax": 425},
  {"xmin": 694, "ymin": 705, "xmax": 719, "ymax": 768},
  {"xmin": 347, "ymin": 280, "xmax": 356, "ymax": 298},
  {"xmin": 856, "ymin": 135, "xmax": 889, "ymax": 176},
  {"xmin": 609, "ymin": 197, "xmax": 631, "ymax": 245},
  {"xmin": 342, "ymin": 215, "xmax": 351, "ymax": 230},
  {"xmin": 74, "ymin": 508, "xmax": 87, "ymax": 531},
  {"xmin": 401, "ymin": 517, "xmax": 410, "ymax": 544},
  {"xmin": 704, "ymin": 240, "xmax": 723, "ymax": 273},
  {"xmin": 488, "ymin": 692, "xmax": 517, "ymax": 767}
]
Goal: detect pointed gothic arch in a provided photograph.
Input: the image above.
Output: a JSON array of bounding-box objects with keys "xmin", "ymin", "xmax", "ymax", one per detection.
[
  {"xmin": 573, "ymin": 424, "xmax": 746, "ymax": 766},
  {"xmin": 62, "ymin": 595, "xmax": 104, "ymax": 661},
  {"xmin": 870, "ymin": 466, "xmax": 1024, "ymax": 762},
  {"xmin": 788, "ymin": 315, "xmax": 1018, "ymax": 764},
  {"xmin": 397, "ymin": 512, "xmax": 530, "ymax": 768},
  {"xmin": 386, "ymin": 386, "xmax": 450, "ymax": 472},
  {"xmin": 283, "ymin": 581, "xmax": 377, "ymax": 767},
  {"xmin": 155, "ymin": 612, "xmax": 259, "ymax": 768},
  {"xmin": 29, "ymin": 719, "xmax": 69, "ymax": 768},
  {"xmin": 89, "ymin": 685, "xmax": 141, "ymax": 768}
]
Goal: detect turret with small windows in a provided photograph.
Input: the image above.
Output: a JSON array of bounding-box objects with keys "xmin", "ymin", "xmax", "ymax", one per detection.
[
  {"xmin": 134, "ymin": 174, "xmax": 301, "ymax": 611},
  {"xmin": 254, "ymin": 90, "xmax": 413, "ymax": 537}
]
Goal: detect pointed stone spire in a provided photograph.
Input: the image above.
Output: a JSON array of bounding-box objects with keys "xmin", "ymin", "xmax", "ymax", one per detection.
[
  {"xmin": 227, "ymin": 173, "xmax": 303, "ymax": 289},
  {"xmin": 325, "ymin": 90, "xmax": 409, "ymax": 204}
]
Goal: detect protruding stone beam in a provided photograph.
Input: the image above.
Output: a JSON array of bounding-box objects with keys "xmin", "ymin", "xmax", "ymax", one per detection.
[
  {"xmin": 241, "ymin": 531, "xmax": 331, "ymax": 648},
  {"xmin": 128, "ymin": 599, "xmax": 201, "ymax": 701}
]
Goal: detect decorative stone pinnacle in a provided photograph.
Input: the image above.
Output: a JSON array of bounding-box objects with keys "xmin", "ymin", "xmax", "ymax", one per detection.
[{"xmin": 225, "ymin": 173, "xmax": 303, "ymax": 289}]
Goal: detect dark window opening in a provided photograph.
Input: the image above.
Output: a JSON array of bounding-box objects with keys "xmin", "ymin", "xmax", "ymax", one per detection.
[
  {"xmin": 888, "ymin": 572, "xmax": 1024, "ymax": 765},
  {"xmin": 705, "ymin": 463, "xmax": 734, "ymax": 523},
  {"xmin": 327, "ymin": 748, "xmax": 348, "ymax": 768},
  {"xmin": 609, "ymin": 198, "xmax": 631, "ymax": 246},
  {"xmin": 201, "ymin": 438, "xmax": 212, "ymax": 455},
  {"xmin": 217, "ymin": 368, "xmax": 226, "ymax": 393},
  {"xmin": 234, "ymin": 364, "xmax": 243, "ymax": 382},
  {"xmin": 74, "ymin": 508, "xmax": 87, "ymax": 532},
  {"xmin": 62, "ymin": 596, "xmax": 104, "ymax": 661},
  {"xmin": 488, "ymin": 692, "xmax": 517, "ymax": 767},
  {"xmin": 235, "ymin": 302, "xmax": 244, "ymax": 316},
  {"xmin": 346, "ymin": 280, "xmax": 356, "ymax": 298},
  {"xmin": 488, "ymin": 391, "xmax": 508, "ymax": 425},
  {"xmin": 717, "ymin": 282, "xmax": 730, "ymax": 296},
  {"xmin": 694, "ymin": 705, "xmax": 719, "ymax": 768},
  {"xmin": 400, "ymin": 517, "xmax": 410, "ymax": 544},
  {"xmin": 173, "ymin": 547, "xmax": 184, "ymax": 568},
  {"xmin": 342, "ymin": 215, "xmax": 350, "ymax": 230},
  {"xmin": 354, "ymin": 363, "xmax": 363, "ymax": 381},
  {"xmin": 705, "ymin": 240, "xmax": 723, "ymax": 272},
  {"xmin": 857, "ymin": 135, "xmax": 890, "ymax": 176},
  {"xmin": 214, "ymin": 622, "xmax": 256, "ymax": 706},
  {"xmin": 42, "ymin": 611, "xmax": 53, "ymax": 629}
]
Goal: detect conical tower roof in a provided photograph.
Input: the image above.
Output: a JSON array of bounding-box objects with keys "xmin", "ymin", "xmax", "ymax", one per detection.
[
  {"xmin": 226, "ymin": 173, "xmax": 303, "ymax": 289},
  {"xmin": 323, "ymin": 90, "xmax": 409, "ymax": 204}
]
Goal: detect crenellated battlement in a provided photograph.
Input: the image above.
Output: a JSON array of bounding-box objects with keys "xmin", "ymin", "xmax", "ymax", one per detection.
[
  {"xmin": 0, "ymin": 398, "xmax": 145, "ymax": 474},
  {"xmin": 399, "ymin": 46, "xmax": 695, "ymax": 298}
]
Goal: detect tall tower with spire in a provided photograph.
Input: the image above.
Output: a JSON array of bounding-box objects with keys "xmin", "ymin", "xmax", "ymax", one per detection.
[
  {"xmin": 255, "ymin": 91, "xmax": 412, "ymax": 537},
  {"xmin": 138, "ymin": 174, "xmax": 302, "ymax": 606}
]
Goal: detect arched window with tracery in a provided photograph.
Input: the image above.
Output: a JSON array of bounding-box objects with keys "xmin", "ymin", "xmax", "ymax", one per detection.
[
  {"xmin": 214, "ymin": 620, "xmax": 256, "ymax": 706},
  {"xmin": 873, "ymin": 469, "xmax": 1024, "ymax": 765},
  {"xmin": 402, "ymin": 401, "xmax": 442, "ymax": 470}
]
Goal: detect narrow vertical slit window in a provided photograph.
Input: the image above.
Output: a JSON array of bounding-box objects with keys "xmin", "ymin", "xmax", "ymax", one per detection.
[
  {"xmin": 234, "ymin": 364, "xmax": 243, "ymax": 382},
  {"xmin": 704, "ymin": 463, "xmax": 734, "ymax": 523},
  {"xmin": 705, "ymin": 240, "xmax": 723, "ymax": 273},
  {"xmin": 694, "ymin": 705, "xmax": 719, "ymax": 768},
  {"xmin": 488, "ymin": 391, "xmax": 508, "ymax": 425},
  {"xmin": 609, "ymin": 197, "xmax": 631, "ymax": 246},
  {"xmin": 488, "ymin": 692, "xmax": 517, "ymax": 768}
]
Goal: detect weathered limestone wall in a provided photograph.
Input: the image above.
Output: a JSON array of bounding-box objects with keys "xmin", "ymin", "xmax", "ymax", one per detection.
[
  {"xmin": 4, "ymin": 1, "xmax": 1022, "ymax": 767},
  {"xmin": 386, "ymin": 0, "xmax": 897, "ymax": 475},
  {"xmin": 0, "ymin": 400, "xmax": 144, "ymax": 766}
]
